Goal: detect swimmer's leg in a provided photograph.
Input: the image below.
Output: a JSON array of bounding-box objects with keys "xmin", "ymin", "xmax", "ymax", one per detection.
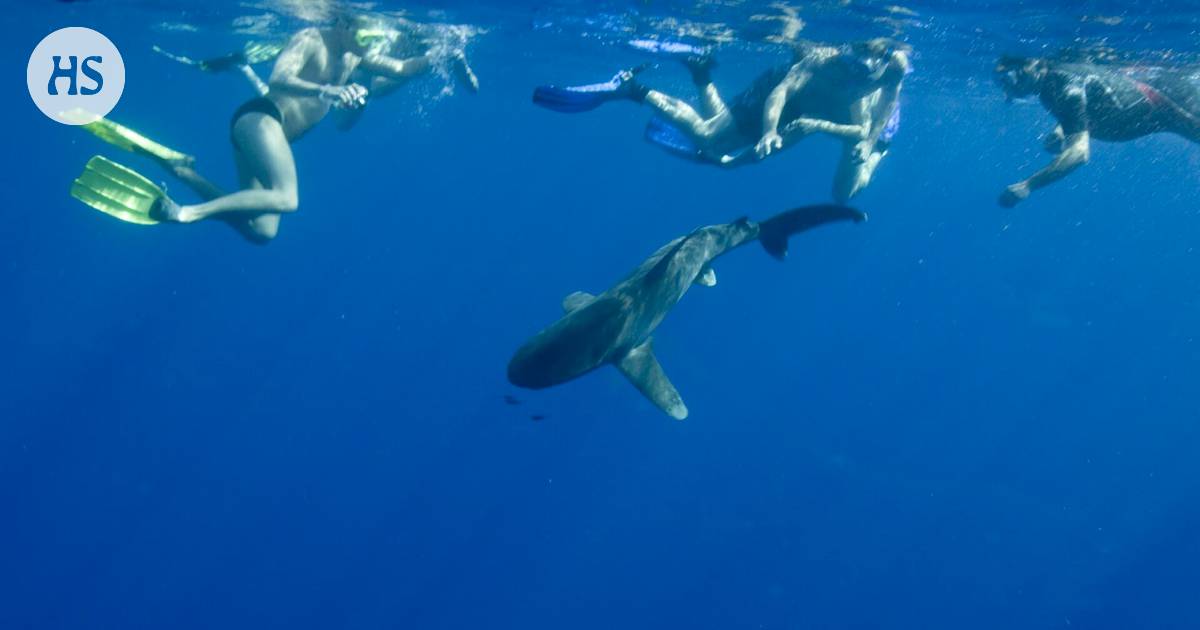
[
  {"xmin": 697, "ymin": 84, "xmax": 729, "ymax": 120},
  {"xmin": 148, "ymin": 149, "xmax": 276, "ymax": 244},
  {"xmin": 832, "ymin": 141, "xmax": 886, "ymax": 203},
  {"xmin": 684, "ymin": 56, "xmax": 728, "ymax": 119},
  {"xmin": 644, "ymin": 89, "xmax": 733, "ymax": 142},
  {"xmin": 643, "ymin": 55, "xmax": 734, "ymax": 142},
  {"xmin": 163, "ymin": 163, "xmax": 225, "ymax": 201},
  {"xmin": 173, "ymin": 112, "xmax": 296, "ymax": 241},
  {"xmin": 215, "ymin": 150, "xmax": 280, "ymax": 244}
]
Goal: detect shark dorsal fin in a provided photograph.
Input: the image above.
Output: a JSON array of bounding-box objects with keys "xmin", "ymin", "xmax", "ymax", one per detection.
[
  {"xmin": 616, "ymin": 339, "xmax": 688, "ymax": 420},
  {"xmin": 561, "ymin": 291, "xmax": 596, "ymax": 313},
  {"xmin": 695, "ymin": 265, "xmax": 717, "ymax": 287}
]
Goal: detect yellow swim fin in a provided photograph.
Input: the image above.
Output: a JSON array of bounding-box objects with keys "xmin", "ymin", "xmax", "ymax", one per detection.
[
  {"xmin": 70, "ymin": 111, "xmax": 194, "ymax": 166},
  {"xmin": 70, "ymin": 156, "xmax": 165, "ymax": 225}
]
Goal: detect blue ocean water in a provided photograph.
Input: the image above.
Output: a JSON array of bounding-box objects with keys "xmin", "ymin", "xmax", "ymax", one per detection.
[{"xmin": 5, "ymin": 1, "xmax": 1200, "ymax": 628}]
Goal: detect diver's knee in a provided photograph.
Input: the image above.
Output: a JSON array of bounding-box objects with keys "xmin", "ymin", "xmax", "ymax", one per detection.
[
  {"xmin": 247, "ymin": 215, "xmax": 281, "ymax": 242},
  {"xmin": 249, "ymin": 224, "xmax": 278, "ymax": 243},
  {"xmin": 259, "ymin": 222, "xmax": 280, "ymax": 240},
  {"xmin": 832, "ymin": 177, "xmax": 858, "ymax": 204},
  {"xmin": 272, "ymin": 190, "xmax": 299, "ymax": 213},
  {"xmin": 697, "ymin": 116, "xmax": 729, "ymax": 140},
  {"xmin": 244, "ymin": 230, "xmax": 275, "ymax": 245}
]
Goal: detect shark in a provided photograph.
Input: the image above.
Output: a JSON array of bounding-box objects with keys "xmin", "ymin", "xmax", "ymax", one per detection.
[{"xmin": 506, "ymin": 205, "xmax": 867, "ymax": 419}]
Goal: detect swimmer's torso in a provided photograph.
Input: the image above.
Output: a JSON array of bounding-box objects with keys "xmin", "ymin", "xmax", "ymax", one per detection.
[
  {"xmin": 1041, "ymin": 63, "xmax": 1189, "ymax": 140},
  {"xmin": 270, "ymin": 29, "xmax": 364, "ymax": 140}
]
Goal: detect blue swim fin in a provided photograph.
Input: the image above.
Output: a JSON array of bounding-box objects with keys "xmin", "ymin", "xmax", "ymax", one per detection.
[
  {"xmin": 533, "ymin": 66, "xmax": 646, "ymax": 113},
  {"xmin": 643, "ymin": 116, "xmax": 755, "ymax": 166},
  {"xmin": 627, "ymin": 39, "xmax": 709, "ymax": 58},
  {"xmin": 643, "ymin": 116, "xmax": 705, "ymax": 162}
]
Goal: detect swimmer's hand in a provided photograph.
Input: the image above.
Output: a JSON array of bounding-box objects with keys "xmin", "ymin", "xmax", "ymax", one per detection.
[
  {"xmin": 321, "ymin": 83, "xmax": 369, "ymax": 110},
  {"xmin": 755, "ymin": 131, "xmax": 784, "ymax": 159},
  {"xmin": 999, "ymin": 182, "xmax": 1030, "ymax": 207}
]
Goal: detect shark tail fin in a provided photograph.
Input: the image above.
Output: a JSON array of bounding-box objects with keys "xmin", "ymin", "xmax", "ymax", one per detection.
[{"xmin": 758, "ymin": 204, "xmax": 867, "ymax": 261}]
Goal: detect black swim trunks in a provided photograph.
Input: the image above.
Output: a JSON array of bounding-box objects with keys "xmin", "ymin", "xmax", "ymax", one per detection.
[{"xmin": 229, "ymin": 97, "xmax": 284, "ymax": 148}]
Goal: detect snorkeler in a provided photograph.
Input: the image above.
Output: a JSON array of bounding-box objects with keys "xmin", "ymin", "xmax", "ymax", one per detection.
[
  {"xmin": 995, "ymin": 54, "xmax": 1200, "ymax": 207},
  {"xmin": 72, "ymin": 13, "xmax": 436, "ymax": 242},
  {"xmin": 533, "ymin": 38, "xmax": 911, "ymax": 203},
  {"xmin": 153, "ymin": 25, "xmax": 478, "ymax": 132}
]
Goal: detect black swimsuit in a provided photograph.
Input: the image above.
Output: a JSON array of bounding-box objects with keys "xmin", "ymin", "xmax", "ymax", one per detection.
[{"xmin": 229, "ymin": 97, "xmax": 285, "ymax": 149}]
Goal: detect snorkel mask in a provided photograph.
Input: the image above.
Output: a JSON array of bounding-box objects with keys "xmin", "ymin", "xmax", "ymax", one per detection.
[
  {"xmin": 355, "ymin": 27, "xmax": 395, "ymax": 51},
  {"xmin": 994, "ymin": 56, "xmax": 1039, "ymax": 101},
  {"xmin": 334, "ymin": 11, "xmax": 398, "ymax": 53},
  {"xmin": 835, "ymin": 45, "xmax": 884, "ymax": 82},
  {"xmin": 838, "ymin": 39, "xmax": 908, "ymax": 84}
]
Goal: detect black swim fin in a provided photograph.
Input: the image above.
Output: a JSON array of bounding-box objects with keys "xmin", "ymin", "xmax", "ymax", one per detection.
[{"xmin": 758, "ymin": 205, "xmax": 867, "ymax": 261}]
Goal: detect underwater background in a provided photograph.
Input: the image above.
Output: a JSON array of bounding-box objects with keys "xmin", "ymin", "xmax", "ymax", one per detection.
[{"xmin": 5, "ymin": 1, "xmax": 1200, "ymax": 628}]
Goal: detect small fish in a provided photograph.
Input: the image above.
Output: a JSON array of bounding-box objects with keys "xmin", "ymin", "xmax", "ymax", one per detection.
[
  {"xmin": 530, "ymin": 414, "xmax": 547, "ymax": 422},
  {"xmin": 503, "ymin": 395, "xmax": 522, "ymax": 406}
]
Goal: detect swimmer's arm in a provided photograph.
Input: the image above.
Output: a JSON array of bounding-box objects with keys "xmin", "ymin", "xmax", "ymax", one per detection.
[
  {"xmin": 360, "ymin": 52, "xmax": 432, "ymax": 79},
  {"xmin": 778, "ymin": 65, "xmax": 899, "ymax": 141},
  {"xmin": 762, "ymin": 65, "xmax": 811, "ymax": 137},
  {"xmin": 1025, "ymin": 130, "xmax": 1091, "ymax": 190},
  {"xmin": 268, "ymin": 29, "xmax": 333, "ymax": 96},
  {"xmin": 366, "ymin": 76, "xmax": 402, "ymax": 99},
  {"xmin": 1042, "ymin": 125, "xmax": 1066, "ymax": 153},
  {"xmin": 819, "ymin": 95, "xmax": 874, "ymax": 140},
  {"xmin": 1001, "ymin": 85, "xmax": 1088, "ymax": 206},
  {"xmin": 781, "ymin": 99, "xmax": 869, "ymax": 140},
  {"xmin": 855, "ymin": 53, "xmax": 907, "ymax": 145},
  {"xmin": 783, "ymin": 117, "xmax": 868, "ymax": 139},
  {"xmin": 864, "ymin": 79, "xmax": 903, "ymax": 144}
]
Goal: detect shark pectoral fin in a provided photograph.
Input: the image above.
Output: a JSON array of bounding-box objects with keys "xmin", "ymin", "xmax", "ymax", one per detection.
[
  {"xmin": 616, "ymin": 340, "xmax": 689, "ymax": 420},
  {"xmin": 562, "ymin": 291, "xmax": 596, "ymax": 313},
  {"xmin": 695, "ymin": 265, "xmax": 717, "ymax": 287}
]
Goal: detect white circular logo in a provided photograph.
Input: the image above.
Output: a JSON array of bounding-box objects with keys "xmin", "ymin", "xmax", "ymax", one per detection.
[{"xmin": 27, "ymin": 27, "xmax": 125, "ymax": 125}]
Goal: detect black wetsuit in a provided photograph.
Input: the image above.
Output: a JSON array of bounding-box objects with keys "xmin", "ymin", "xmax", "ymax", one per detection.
[{"xmin": 1041, "ymin": 63, "xmax": 1200, "ymax": 141}]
